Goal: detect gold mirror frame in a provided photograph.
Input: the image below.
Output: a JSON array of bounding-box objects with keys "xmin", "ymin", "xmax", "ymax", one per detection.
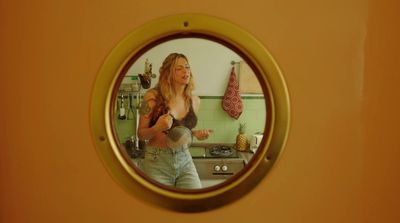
[{"xmin": 90, "ymin": 14, "xmax": 290, "ymax": 212}]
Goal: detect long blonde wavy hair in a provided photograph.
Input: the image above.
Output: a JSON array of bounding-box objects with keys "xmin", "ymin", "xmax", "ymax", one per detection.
[{"xmin": 154, "ymin": 53, "xmax": 195, "ymax": 108}]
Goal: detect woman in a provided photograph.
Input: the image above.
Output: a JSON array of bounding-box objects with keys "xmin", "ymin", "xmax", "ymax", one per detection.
[{"xmin": 137, "ymin": 53, "xmax": 212, "ymax": 189}]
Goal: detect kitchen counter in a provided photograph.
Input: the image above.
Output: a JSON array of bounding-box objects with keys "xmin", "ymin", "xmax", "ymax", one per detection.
[{"xmin": 189, "ymin": 142, "xmax": 254, "ymax": 164}]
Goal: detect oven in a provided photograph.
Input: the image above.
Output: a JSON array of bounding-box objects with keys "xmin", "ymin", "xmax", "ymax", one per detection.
[{"xmin": 189, "ymin": 143, "xmax": 246, "ymax": 188}]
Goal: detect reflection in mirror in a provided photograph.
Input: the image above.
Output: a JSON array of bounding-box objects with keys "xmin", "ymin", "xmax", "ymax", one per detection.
[{"xmin": 113, "ymin": 37, "xmax": 266, "ymax": 189}]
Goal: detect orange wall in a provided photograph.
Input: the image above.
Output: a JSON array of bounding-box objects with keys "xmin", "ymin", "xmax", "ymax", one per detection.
[{"xmin": 1, "ymin": 0, "xmax": 399, "ymax": 222}]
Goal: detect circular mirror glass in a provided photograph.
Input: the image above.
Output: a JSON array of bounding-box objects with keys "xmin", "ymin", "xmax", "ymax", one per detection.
[{"xmin": 111, "ymin": 37, "xmax": 268, "ymax": 190}]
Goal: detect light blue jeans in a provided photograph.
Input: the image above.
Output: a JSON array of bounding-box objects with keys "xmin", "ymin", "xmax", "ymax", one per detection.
[{"xmin": 142, "ymin": 147, "xmax": 201, "ymax": 189}]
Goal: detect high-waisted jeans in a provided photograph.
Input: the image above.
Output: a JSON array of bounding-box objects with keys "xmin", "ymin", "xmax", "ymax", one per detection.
[{"xmin": 142, "ymin": 147, "xmax": 201, "ymax": 189}]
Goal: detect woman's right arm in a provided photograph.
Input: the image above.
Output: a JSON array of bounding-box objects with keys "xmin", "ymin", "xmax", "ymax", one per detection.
[{"xmin": 137, "ymin": 91, "xmax": 172, "ymax": 140}]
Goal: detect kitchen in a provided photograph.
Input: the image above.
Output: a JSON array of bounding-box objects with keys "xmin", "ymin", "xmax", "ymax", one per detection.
[{"xmin": 113, "ymin": 37, "xmax": 266, "ymax": 188}]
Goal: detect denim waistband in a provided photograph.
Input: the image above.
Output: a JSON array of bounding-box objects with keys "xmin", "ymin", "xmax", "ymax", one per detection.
[{"xmin": 145, "ymin": 146, "xmax": 188, "ymax": 154}]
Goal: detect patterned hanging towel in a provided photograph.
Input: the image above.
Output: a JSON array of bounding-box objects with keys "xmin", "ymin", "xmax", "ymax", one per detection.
[{"xmin": 222, "ymin": 67, "xmax": 243, "ymax": 119}]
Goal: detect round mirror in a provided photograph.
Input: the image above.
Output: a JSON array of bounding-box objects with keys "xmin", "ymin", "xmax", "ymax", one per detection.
[
  {"xmin": 113, "ymin": 37, "xmax": 268, "ymax": 189},
  {"xmin": 90, "ymin": 14, "xmax": 290, "ymax": 212}
]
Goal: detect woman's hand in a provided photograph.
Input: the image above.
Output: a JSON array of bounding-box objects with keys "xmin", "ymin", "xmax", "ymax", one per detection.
[
  {"xmin": 192, "ymin": 129, "xmax": 213, "ymax": 140},
  {"xmin": 154, "ymin": 113, "xmax": 173, "ymax": 132}
]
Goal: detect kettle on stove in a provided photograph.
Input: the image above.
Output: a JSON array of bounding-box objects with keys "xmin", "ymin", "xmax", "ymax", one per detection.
[{"xmin": 250, "ymin": 132, "xmax": 263, "ymax": 153}]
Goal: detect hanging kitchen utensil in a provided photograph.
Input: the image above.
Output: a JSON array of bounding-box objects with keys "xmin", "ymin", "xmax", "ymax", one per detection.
[
  {"xmin": 118, "ymin": 93, "xmax": 126, "ymax": 120},
  {"xmin": 116, "ymin": 95, "xmax": 121, "ymax": 116},
  {"xmin": 134, "ymin": 91, "xmax": 141, "ymax": 149},
  {"xmin": 127, "ymin": 93, "xmax": 134, "ymax": 120}
]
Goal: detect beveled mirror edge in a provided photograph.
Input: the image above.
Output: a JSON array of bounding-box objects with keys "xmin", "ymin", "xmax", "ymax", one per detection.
[{"xmin": 90, "ymin": 13, "xmax": 290, "ymax": 212}]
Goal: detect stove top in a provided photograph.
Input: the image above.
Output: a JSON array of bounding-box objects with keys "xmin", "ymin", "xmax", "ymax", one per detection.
[
  {"xmin": 190, "ymin": 144, "xmax": 240, "ymax": 158},
  {"xmin": 207, "ymin": 145, "xmax": 238, "ymax": 158}
]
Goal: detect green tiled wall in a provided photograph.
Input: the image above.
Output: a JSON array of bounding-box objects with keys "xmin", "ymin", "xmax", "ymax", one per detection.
[
  {"xmin": 114, "ymin": 96, "xmax": 266, "ymax": 144},
  {"xmin": 194, "ymin": 97, "xmax": 266, "ymax": 143}
]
